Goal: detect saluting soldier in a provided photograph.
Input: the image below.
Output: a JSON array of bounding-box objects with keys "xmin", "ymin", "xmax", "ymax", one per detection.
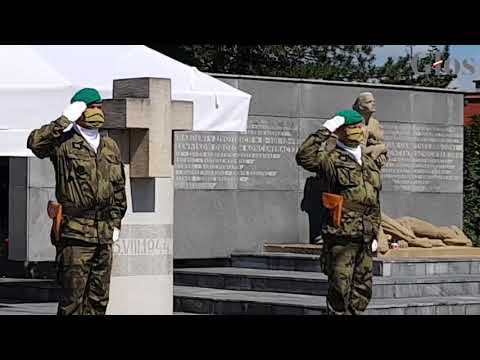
[
  {"xmin": 27, "ymin": 88, "xmax": 127, "ymax": 315},
  {"xmin": 296, "ymin": 109, "xmax": 382, "ymax": 315}
]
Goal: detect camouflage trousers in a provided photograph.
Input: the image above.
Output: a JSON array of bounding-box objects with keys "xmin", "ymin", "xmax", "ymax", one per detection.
[
  {"xmin": 322, "ymin": 236, "xmax": 373, "ymax": 315},
  {"xmin": 56, "ymin": 238, "xmax": 113, "ymax": 315}
]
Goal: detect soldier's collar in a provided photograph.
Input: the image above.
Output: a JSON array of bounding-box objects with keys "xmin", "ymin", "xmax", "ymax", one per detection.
[
  {"xmin": 72, "ymin": 125, "xmax": 99, "ymax": 154},
  {"xmin": 336, "ymin": 141, "xmax": 362, "ymax": 165}
]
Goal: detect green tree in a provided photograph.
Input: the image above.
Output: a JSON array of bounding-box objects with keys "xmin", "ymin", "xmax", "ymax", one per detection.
[
  {"xmin": 464, "ymin": 114, "xmax": 480, "ymax": 246},
  {"xmin": 150, "ymin": 45, "xmax": 380, "ymax": 81},
  {"xmin": 287, "ymin": 45, "xmax": 378, "ymax": 82},
  {"xmin": 151, "ymin": 45, "xmax": 456, "ymax": 88},
  {"xmin": 375, "ymin": 45, "xmax": 456, "ymax": 88},
  {"xmin": 150, "ymin": 45, "xmax": 305, "ymax": 76}
]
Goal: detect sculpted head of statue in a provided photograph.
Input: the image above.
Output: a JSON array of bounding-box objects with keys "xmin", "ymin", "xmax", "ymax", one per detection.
[{"xmin": 353, "ymin": 92, "xmax": 376, "ymax": 117}]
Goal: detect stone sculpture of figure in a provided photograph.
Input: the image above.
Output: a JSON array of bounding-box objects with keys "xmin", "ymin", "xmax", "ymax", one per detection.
[
  {"xmin": 353, "ymin": 92, "xmax": 389, "ymax": 169},
  {"xmin": 352, "ymin": 92, "xmax": 390, "ymax": 252}
]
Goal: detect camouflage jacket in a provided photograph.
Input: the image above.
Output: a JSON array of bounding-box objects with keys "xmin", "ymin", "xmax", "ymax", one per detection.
[
  {"xmin": 27, "ymin": 116, "xmax": 127, "ymax": 244},
  {"xmin": 296, "ymin": 127, "xmax": 382, "ymax": 241}
]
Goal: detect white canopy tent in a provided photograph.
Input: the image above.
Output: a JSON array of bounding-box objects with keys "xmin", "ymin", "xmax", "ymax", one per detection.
[{"xmin": 0, "ymin": 45, "xmax": 251, "ymax": 157}]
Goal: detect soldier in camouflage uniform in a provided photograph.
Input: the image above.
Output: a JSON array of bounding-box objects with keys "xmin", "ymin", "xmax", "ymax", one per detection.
[
  {"xmin": 296, "ymin": 109, "xmax": 382, "ymax": 315},
  {"xmin": 27, "ymin": 88, "xmax": 127, "ymax": 315},
  {"xmin": 301, "ymin": 92, "xmax": 388, "ymax": 245}
]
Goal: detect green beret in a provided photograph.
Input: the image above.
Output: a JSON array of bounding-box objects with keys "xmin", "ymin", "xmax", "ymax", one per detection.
[
  {"xmin": 336, "ymin": 109, "xmax": 364, "ymax": 126},
  {"xmin": 71, "ymin": 88, "xmax": 102, "ymax": 105}
]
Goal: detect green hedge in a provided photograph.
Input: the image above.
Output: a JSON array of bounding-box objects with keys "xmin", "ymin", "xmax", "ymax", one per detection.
[{"xmin": 464, "ymin": 114, "xmax": 480, "ymax": 246}]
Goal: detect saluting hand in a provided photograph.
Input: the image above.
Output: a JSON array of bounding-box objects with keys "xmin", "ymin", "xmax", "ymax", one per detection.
[
  {"xmin": 62, "ymin": 101, "xmax": 87, "ymax": 122},
  {"xmin": 323, "ymin": 115, "xmax": 346, "ymax": 133}
]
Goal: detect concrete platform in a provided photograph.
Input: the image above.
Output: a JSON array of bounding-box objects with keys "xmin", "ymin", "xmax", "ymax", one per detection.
[
  {"xmin": 0, "ymin": 300, "xmax": 57, "ymax": 315},
  {"xmin": 263, "ymin": 244, "xmax": 480, "ymax": 258},
  {"xmin": 230, "ymin": 252, "xmax": 480, "ymax": 277},
  {"xmin": 175, "ymin": 267, "xmax": 480, "ymax": 299},
  {"xmin": 0, "ymin": 278, "xmax": 60, "ymax": 302},
  {"xmin": 174, "ymin": 285, "xmax": 480, "ymax": 315}
]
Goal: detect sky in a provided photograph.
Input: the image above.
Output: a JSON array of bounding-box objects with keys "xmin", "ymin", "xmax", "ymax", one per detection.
[{"xmin": 374, "ymin": 45, "xmax": 480, "ymax": 91}]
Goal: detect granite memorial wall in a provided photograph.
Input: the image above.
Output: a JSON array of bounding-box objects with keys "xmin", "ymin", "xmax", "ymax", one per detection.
[{"xmin": 173, "ymin": 75, "xmax": 464, "ymax": 259}]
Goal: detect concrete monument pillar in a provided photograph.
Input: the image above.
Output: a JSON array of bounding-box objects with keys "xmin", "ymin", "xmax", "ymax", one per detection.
[{"xmin": 102, "ymin": 77, "xmax": 193, "ymax": 314}]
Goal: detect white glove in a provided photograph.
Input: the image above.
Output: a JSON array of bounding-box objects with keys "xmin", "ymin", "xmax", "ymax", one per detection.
[
  {"xmin": 62, "ymin": 101, "xmax": 87, "ymax": 122},
  {"xmin": 113, "ymin": 228, "xmax": 120, "ymax": 242},
  {"xmin": 323, "ymin": 115, "xmax": 345, "ymax": 133},
  {"xmin": 371, "ymin": 239, "xmax": 378, "ymax": 252}
]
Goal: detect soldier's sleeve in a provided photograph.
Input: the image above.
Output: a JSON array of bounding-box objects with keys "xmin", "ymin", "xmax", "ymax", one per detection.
[
  {"xmin": 295, "ymin": 127, "xmax": 336, "ymax": 178},
  {"xmin": 110, "ymin": 141, "xmax": 127, "ymax": 230},
  {"xmin": 26, "ymin": 116, "xmax": 71, "ymax": 159}
]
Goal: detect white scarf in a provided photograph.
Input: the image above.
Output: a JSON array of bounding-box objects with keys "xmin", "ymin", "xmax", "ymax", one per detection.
[
  {"xmin": 74, "ymin": 124, "xmax": 100, "ymax": 153},
  {"xmin": 337, "ymin": 140, "xmax": 362, "ymax": 165}
]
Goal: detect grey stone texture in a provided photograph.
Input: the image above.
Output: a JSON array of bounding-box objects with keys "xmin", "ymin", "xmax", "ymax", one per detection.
[
  {"xmin": 8, "ymin": 185, "xmax": 27, "ymax": 261},
  {"xmin": 380, "ymin": 192, "xmax": 462, "ymax": 227},
  {"xmin": 238, "ymin": 79, "xmax": 300, "ymax": 117},
  {"xmin": 9, "ymin": 157, "xmax": 27, "ymax": 188},
  {"xmin": 174, "ymin": 285, "xmax": 480, "ymax": 315},
  {"xmin": 111, "ymin": 224, "xmax": 173, "ymax": 277},
  {"xmin": 174, "ymin": 190, "xmax": 299, "ymax": 259},
  {"xmin": 238, "ymin": 116, "xmax": 298, "ymax": 190},
  {"xmin": 174, "ymin": 116, "xmax": 299, "ymax": 191},
  {"xmin": 299, "ymin": 83, "xmax": 369, "ymax": 118},
  {"xmin": 28, "ymin": 157, "xmax": 55, "ymax": 188},
  {"xmin": 217, "ymin": 77, "xmax": 239, "ymax": 89},
  {"xmin": 130, "ymin": 178, "xmax": 156, "ymax": 212},
  {"xmin": 174, "ymin": 267, "xmax": 480, "ymax": 299}
]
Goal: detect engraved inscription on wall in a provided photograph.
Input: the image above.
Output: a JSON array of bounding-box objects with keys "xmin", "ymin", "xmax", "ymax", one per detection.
[
  {"xmin": 174, "ymin": 118, "xmax": 298, "ymax": 190},
  {"xmin": 382, "ymin": 123, "xmax": 463, "ymax": 193},
  {"xmin": 174, "ymin": 132, "xmax": 239, "ymax": 190},
  {"xmin": 238, "ymin": 117, "xmax": 298, "ymax": 190}
]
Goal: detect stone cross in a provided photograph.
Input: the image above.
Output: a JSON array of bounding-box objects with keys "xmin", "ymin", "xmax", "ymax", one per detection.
[{"xmin": 103, "ymin": 77, "xmax": 193, "ymax": 177}]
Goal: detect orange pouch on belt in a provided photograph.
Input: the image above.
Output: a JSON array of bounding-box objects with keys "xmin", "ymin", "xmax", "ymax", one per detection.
[
  {"xmin": 322, "ymin": 193, "xmax": 344, "ymax": 227},
  {"xmin": 47, "ymin": 201, "xmax": 63, "ymax": 245}
]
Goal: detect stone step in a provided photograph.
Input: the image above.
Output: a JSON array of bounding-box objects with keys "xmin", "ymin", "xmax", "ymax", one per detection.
[
  {"xmin": 173, "ymin": 312, "xmax": 208, "ymax": 315},
  {"xmin": 231, "ymin": 252, "xmax": 322, "ymax": 272},
  {"xmin": 230, "ymin": 252, "xmax": 480, "ymax": 277},
  {"xmin": 0, "ymin": 278, "xmax": 60, "ymax": 302},
  {"xmin": 174, "ymin": 285, "xmax": 480, "ymax": 315},
  {"xmin": 175, "ymin": 267, "xmax": 480, "ymax": 299}
]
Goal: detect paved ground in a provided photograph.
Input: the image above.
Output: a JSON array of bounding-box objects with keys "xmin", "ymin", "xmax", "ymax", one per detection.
[
  {"xmin": 0, "ymin": 300, "xmax": 57, "ymax": 315},
  {"xmin": 0, "ymin": 301, "xmax": 199, "ymax": 315}
]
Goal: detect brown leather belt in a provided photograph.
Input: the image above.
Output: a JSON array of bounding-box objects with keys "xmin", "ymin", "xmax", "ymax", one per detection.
[
  {"xmin": 62, "ymin": 206, "xmax": 111, "ymax": 221},
  {"xmin": 343, "ymin": 199, "xmax": 377, "ymax": 214}
]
